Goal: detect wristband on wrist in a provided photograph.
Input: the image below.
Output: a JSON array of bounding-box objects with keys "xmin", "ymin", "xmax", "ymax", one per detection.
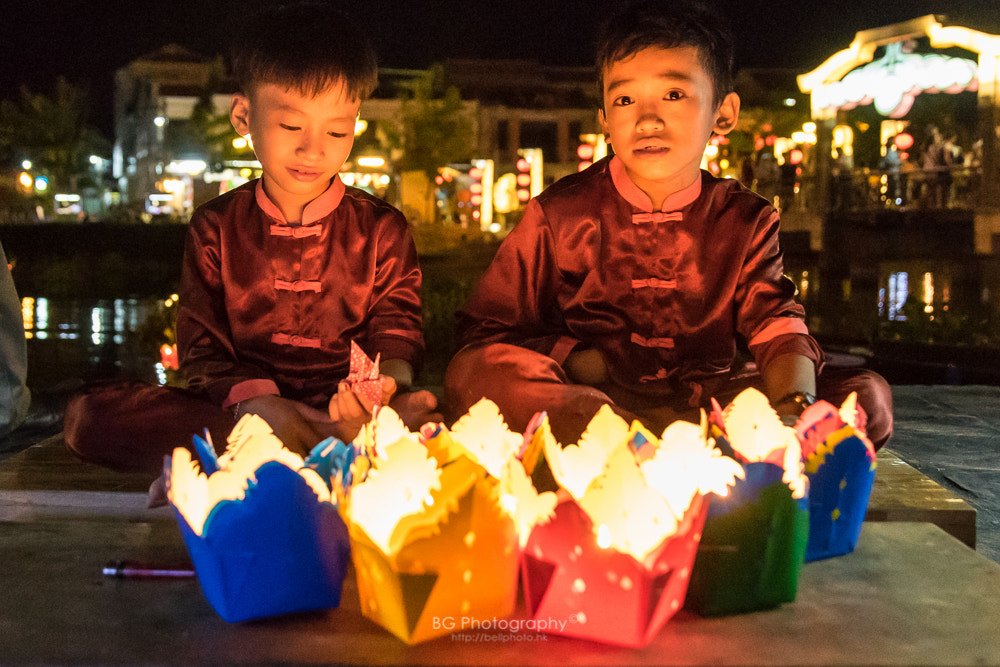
[{"xmin": 774, "ymin": 391, "xmax": 817, "ymax": 414}]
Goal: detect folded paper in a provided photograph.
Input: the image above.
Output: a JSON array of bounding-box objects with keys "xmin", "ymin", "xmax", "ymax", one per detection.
[
  {"xmin": 797, "ymin": 392, "xmax": 877, "ymax": 561},
  {"xmin": 523, "ymin": 406, "xmax": 741, "ymax": 646},
  {"xmin": 346, "ymin": 340, "xmax": 382, "ymax": 407},
  {"xmin": 345, "ymin": 401, "xmax": 555, "ymax": 644},
  {"xmin": 686, "ymin": 388, "xmax": 809, "ymax": 617},
  {"xmin": 166, "ymin": 415, "xmax": 350, "ymax": 623}
]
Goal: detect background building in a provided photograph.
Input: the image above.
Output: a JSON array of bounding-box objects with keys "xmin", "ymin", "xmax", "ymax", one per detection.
[{"xmin": 112, "ymin": 51, "xmax": 602, "ymax": 225}]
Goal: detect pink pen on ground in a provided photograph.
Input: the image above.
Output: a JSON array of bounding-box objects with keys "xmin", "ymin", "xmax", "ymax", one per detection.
[{"xmin": 102, "ymin": 560, "xmax": 196, "ymax": 579}]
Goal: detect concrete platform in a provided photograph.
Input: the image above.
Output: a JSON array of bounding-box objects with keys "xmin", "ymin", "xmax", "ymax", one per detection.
[
  {"xmin": 0, "ymin": 433, "xmax": 158, "ymax": 521},
  {"xmin": 887, "ymin": 385, "xmax": 1000, "ymax": 563},
  {"xmin": 0, "ymin": 385, "xmax": 998, "ymax": 664},
  {"xmin": 867, "ymin": 448, "xmax": 977, "ymax": 549},
  {"xmin": 0, "ymin": 518, "xmax": 997, "ymax": 665},
  {"xmin": 0, "ymin": 432, "xmax": 979, "ymax": 549},
  {"xmin": 0, "ymin": 388, "xmax": 987, "ymax": 550}
]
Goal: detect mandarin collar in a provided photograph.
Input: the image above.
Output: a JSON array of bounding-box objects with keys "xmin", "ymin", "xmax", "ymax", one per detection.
[
  {"xmin": 609, "ymin": 155, "xmax": 702, "ymax": 213},
  {"xmin": 254, "ymin": 176, "xmax": 346, "ymax": 225}
]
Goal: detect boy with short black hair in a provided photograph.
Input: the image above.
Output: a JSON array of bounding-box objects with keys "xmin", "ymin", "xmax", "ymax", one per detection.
[
  {"xmin": 444, "ymin": 0, "xmax": 892, "ymax": 448},
  {"xmin": 66, "ymin": 2, "xmax": 438, "ymax": 471}
]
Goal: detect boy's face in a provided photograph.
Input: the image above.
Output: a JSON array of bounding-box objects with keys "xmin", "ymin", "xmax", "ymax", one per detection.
[
  {"xmin": 230, "ymin": 82, "xmax": 360, "ymax": 221},
  {"xmin": 600, "ymin": 46, "xmax": 739, "ymax": 208}
]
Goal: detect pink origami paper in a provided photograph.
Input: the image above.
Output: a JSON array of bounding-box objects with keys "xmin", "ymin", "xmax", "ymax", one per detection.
[{"xmin": 346, "ymin": 340, "xmax": 382, "ymax": 407}]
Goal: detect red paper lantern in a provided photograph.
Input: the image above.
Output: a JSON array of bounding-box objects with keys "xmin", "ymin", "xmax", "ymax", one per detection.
[
  {"xmin": 893, "ymin": 133, "xmax": 914, "ymax": 150},
  {"xmin": 160, "ymin": 343, "xmax": 178, "ymax": 370},
  {"xmin": 521, "ymin": 495, "xmax": 708, "ymax": 647}
]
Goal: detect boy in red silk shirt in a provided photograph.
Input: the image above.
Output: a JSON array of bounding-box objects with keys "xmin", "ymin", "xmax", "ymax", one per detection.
[
  {"xmin": 445, "ymin": 0, "xmax": 892, "ymax": 448},
  {"xmin": 66, "ymin": 3, "xmax": 439, "ymax": 473}
]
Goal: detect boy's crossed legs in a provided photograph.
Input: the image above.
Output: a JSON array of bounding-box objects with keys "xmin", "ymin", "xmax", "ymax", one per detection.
[{"xmin": 445, "ymin": 342, "xmax": 892, "ymax": 449}]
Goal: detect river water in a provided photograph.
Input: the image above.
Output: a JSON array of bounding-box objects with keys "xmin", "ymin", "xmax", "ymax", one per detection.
[
  {"xmin": 22, "ymin": 295, "xmax": 174, "ymax": 392},
  {"xmin": 19, "ymin": 292, "xmax": 1000, "ymax": 394}
]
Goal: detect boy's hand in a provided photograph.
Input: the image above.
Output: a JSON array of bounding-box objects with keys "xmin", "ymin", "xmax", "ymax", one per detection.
[
  {"xmin": 329, "ymin": 376, "xmax": 442, "ymax": 441},
  {"xmin": 237, "ymin": 394, "xmax": 336, "ymax": 456},
  {"xmin": 329, "ymin": 382, "xmax": 377, "ymax": 443},
  {"xmin": 389, "ymin": 389, "xmax": 442, "ymax": 431}
]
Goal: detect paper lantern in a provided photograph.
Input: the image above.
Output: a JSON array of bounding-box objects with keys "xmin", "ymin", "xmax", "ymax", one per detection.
[
  {"xmin": 345, "ymin": 400, "xmax": 555, "ymax": 644},
  {"xmin": 166, "ymin": 415, "xmax": 350, "ymax": 623},
  {"xmin": 796, "ymin": 392, "xmax": 877, "ymax": 562},
  {"xmin": 685, "ymin": 389, "xmax": 809, "ymax": 617},
  {"xmin": 522, "ymin": 407, "xmax": 742, "ymax": 647}
]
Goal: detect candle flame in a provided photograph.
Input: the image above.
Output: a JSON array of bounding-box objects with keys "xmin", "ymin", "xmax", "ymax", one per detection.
[
  {"xmin": 597, "ymin": 524, "xmax": 612, "ymax": 549},
  {"xmin": 718, "ymin": 388, "xmax": 807, "ymax": 499},
  {"xmin": 547, "ymin": 406, "xmax": 744, "ymax": 560},
  {"xmin": 348, "ymin": 420, "xmax": 443, "ymax": 554}
]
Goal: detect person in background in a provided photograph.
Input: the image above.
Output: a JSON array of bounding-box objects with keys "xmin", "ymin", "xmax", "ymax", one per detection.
[
  {"xmin": 755, "ymin": 152, "xmax": 780, "ymax": 205},
  {"xmin": 64, "ymin": 2, "xmax": 439, "ymax": 475},
  {"xmin": 739, "ymin": 154, "xmax": 756, "ymax": 191},
  {"xmin": 778, "ymin": 151, "xmax": 798, "ymax": 212},
  {"xmin": 879, "ymin": 137, "xmax": 902, "ymax": 206},
  {"xmin": 0, "ymin": 242, "xmax": 30, "ymax": 441},
  {"xmin": 444, "ymin": 0, "xmax": 892, "ymax": 450},
  {"xmin": 921, "ymin": 126, "xmax": 950, "ymax": 209}
]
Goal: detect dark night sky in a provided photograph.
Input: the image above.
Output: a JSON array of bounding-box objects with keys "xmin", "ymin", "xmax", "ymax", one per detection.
[{"xmin": 1, "ymin": 0, "xmax": 998, "ymax": 137}]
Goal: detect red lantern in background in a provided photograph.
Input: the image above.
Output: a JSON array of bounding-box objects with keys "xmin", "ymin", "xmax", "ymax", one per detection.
[
  {"xmin": 469, "ymin": 167, "xmax": 484, "ymax": 220},
  {"xmin": 789, "ymin": 149, "xmax": 804, "ymax": 165},
  {"xmin": 894, "ymin": 133, "xmax": 914, "ymax": 150},
  {"xmin": 160, "ymin": 344, "xmax": 179, "ymax": 370},
  {"xmin": 516, "ymin": 158, "xmax": 532, "ymax": 202},
  {"xmin": 577, "ymin": 143, "xmax": 596, "ymax": 172}
]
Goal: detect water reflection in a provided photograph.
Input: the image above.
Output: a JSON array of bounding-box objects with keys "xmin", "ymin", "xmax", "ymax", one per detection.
[{"xmin": 22, "ymin": 296, "xmax": 169, "ymax": 389}]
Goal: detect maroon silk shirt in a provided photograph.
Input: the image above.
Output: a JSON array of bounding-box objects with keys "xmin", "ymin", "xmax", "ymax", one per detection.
[
  {"xmin": 456, "ymin": 156, "xmax": 822, "ymax": 405},
  {"xmin": 178, "ymin": 178, "xmax": 423, "ymax": 409}
]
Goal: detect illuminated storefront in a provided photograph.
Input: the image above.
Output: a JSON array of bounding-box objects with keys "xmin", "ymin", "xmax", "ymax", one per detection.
[
  {"xmin": 790, "ymin": 15, "xmax": 1000, "ymax": 337},
  {"xmin": 797, "ymin": 14, "xmax": 1000, "ymax": 212}
]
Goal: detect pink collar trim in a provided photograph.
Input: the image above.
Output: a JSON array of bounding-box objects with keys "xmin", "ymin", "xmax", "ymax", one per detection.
[
  {"xmin": 254, "ymin": 176, "xmax": 345, "ymax": 225},
  {"xmin": 609, "ymin": 155, "xmax": 702, "ymax": 213}
]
